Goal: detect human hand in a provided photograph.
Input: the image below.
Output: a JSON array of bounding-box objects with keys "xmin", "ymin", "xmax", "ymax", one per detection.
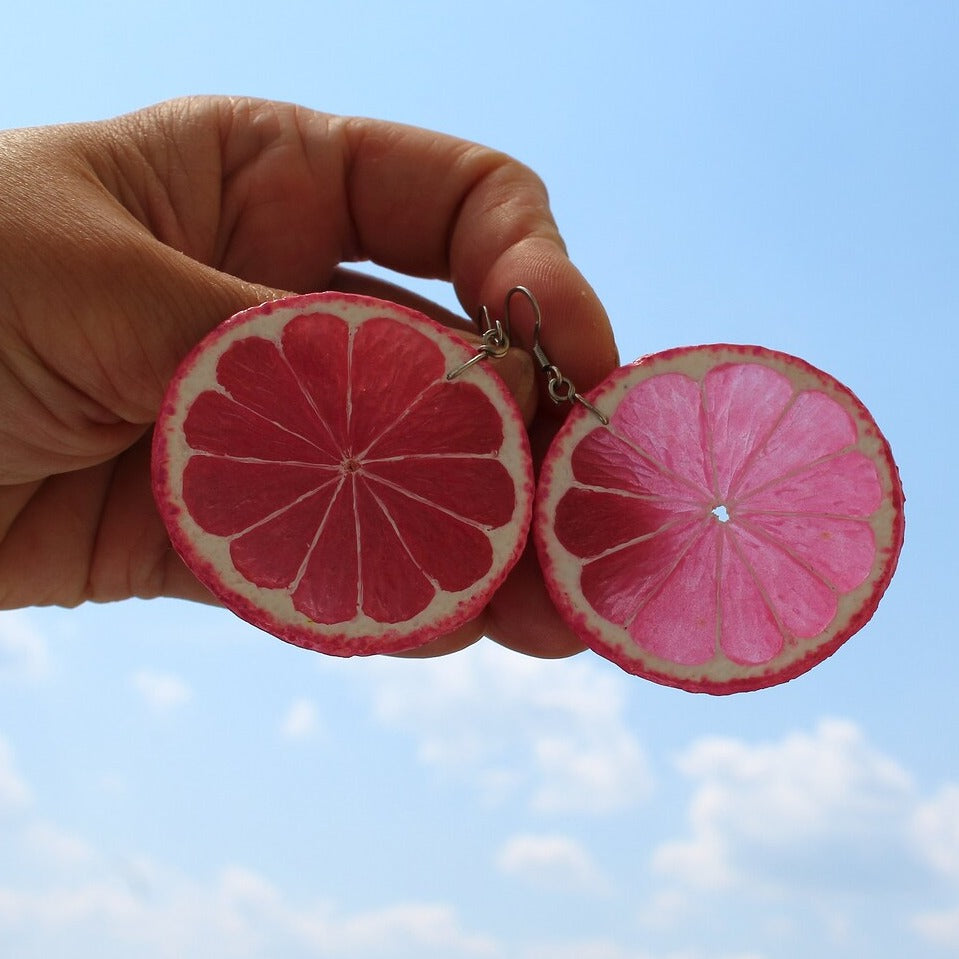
[{"xmin": 0, "ymin": 96, "xmax": 618, "ymax": 658}]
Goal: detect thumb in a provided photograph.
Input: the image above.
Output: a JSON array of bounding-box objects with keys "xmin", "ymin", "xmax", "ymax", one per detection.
[{"xmin": 86, "ymin": 229, "xmax": 284, "ymax": 426}]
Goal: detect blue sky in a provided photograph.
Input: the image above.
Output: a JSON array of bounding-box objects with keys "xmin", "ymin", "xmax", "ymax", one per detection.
[{"xmin": 2, "ymin": 2, "xmax": 957, "ymax": 957}]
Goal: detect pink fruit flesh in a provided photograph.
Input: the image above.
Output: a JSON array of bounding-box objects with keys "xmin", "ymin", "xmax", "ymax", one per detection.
[{"xmin": 536, "ymin": 345, "xmax": 904, "ymax": 694}]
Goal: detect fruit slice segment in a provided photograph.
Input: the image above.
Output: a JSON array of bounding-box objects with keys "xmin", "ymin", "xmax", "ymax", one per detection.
[
  {"xmin": 535, "ymin": 344, "xmax": 904, "ymax": 694},
  {"xmin": 152, "ymin": 292, "xmax": 534, "ymax": 656}
]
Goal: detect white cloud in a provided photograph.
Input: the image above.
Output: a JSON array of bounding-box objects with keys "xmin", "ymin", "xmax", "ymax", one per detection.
[
  {"xmin": 22, "ymin": 821, "xmax": 97, "ymax": 869},
  {"xmin": 0, "ymin": 610, "xmax": 51, "ymax": 682},
  {"xmin": 131, "ymin": 669, "xmax": 192, "ymax": 712},
  {"xmin": 911, "ymin": 905, "xmax": 959, "ymax": 950},
  {"xmin": 0, "ymin": 755, "xmax": 498, "ymax": 959},
  {"xmin": 911, "ymin": 784, "xmax": 959, "ymax": 878},
  {"xmin": 653, "ymin": 718, "xmax": 916, "ymax": 894},
  {"xmin": 496, "ymin": 834, "xmax": 610, "ymax": 894},
  {"xmin": 309, "ymin": 900, "xmax": 498, "ymax": 956},
  {"xmin": 0, "ymin": 735, "xmax": 31, "ymax": 812},
  {"xmin": 909, "ymin": 785, "xmax": 959, "ymax": 949},
  {"xmin": 0, "ymin": 809, "xmax": 772, "ymax": 959},
  {"xmin": 530, "ymin": 731, "xmax": 648, "ymax": 814},
  {"xmin": 520, "ymin": 944, "xmax": 765, "ymax": 959},
  {"xmin": 521, "ymin": 945, "xmax": 638, "ymax": 959},
  {"xmin": 0, "ymin": 857, "xmax": 500, "ymax": 959},
  {"xmin": 280, "ymin": 698, "xmax": 322, "ymax": 740},
  {"xmin": 635, "ymin": 888, "xmax": 695, "ymax": 931},
  {"xmin": 360, "ymin": 641, "xmax": 652, "ymax": 814},
  {"xmin": 640, "ymin": 718, "xmax": 959, "ymax": 953}
]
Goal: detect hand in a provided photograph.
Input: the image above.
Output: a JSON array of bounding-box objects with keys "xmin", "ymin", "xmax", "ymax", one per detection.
[{"xmin": 0, "ymin": 96, "xmax": 618, "ymax": 658}]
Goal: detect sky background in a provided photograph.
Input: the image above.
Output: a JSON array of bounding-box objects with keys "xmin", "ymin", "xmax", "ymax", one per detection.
[{"xmin": 1, "ymin": 2, "xmax": 957, "ymax": 957}]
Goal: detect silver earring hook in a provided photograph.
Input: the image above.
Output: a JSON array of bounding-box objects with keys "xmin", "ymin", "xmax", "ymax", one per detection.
[
  {"xmin": 502, "ymin": 285, "xmax": 541, "ymax": 348},
  {"xmin": 505, "ymin": 286, "xmax": 610, "ymax": 426},
  {"xmin": 445, "ymin": 302, "xmax": 512, "ymax": 381},
  {"xmin": 445, "ymin": 286, "xmax": 610, "ymax": 427}
]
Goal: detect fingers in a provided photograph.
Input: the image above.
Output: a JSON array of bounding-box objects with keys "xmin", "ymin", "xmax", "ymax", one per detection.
[
  {"xmin": 101, "ymin": 97, "xmax": 618, "ymax": 402},
  {"xmin": 319, "ymin": 108, "xmax": 621, "ymax": 397}
]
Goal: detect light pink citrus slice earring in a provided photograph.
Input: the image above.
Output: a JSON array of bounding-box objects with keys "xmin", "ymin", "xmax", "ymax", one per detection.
[{"xmin": 487, "ymin": 286, "xmax": 904, "ymax": 695}]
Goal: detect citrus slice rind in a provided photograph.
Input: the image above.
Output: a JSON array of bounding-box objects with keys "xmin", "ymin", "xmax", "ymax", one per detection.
[
  {"xmin": 534, "ymin": 344, "xmax": 904, "ymax": 694},
  {"xmin": 152, "ymin": 292, "xmax": 534, "ymax": 657}
]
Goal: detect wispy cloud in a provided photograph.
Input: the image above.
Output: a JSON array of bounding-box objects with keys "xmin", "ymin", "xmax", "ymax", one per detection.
[
  {"xmin": 496, "ymin": 833, "xmax": 610, "ymax": 894},
  {"xmin": 0, "ymin": 852, "xmax": 500, "ymax": 959},
  {"xmin": 520, "ymin": 945, "xmax": 766, "ymax": 959},
  {"xmin": 0, "ymin": 611, "xmax": 51, "ymax": 683},
  {"xmin": 22, "ymin": 820, "xmax": 97, "ymax": 870},
  {"xmin": 911, "ymin": 905, "xmax": 959, "ymax": 951},
  {"xmin": 0, "ymin": 735, "xmax": 31, "ymax": 811},
  {"xmin": 280, "ymin": 698, "xmax": 322, "ymax": 740},
  {"xmin": 911, "ymin": 784, "xmax": 959, "ymax": 879},
  {"xmin": 131, "ymin": 670, "xmax": 192, "ymax": 712},
  {"xmin": 910, "ymin": 785, "xmax": 959, "ymax": 949},
  {"xmin": 360, "ymin": 641, "xmax": 652, "ymax": 814}
]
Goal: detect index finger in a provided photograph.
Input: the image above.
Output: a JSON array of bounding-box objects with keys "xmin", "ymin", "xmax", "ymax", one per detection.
[{"xmin": 336, "ymin": 113, "xmax": 621, "ymax": 395}]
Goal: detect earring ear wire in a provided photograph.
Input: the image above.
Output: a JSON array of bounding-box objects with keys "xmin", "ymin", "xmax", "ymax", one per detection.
[
  {"xmin": 504, "ymin": 286, "xmax": 609, "ymax": 426},
  {"xmin": 446, "ymin": 285, "xmax": 609, "ymax": 425},
  {"xmin": 445, "ymin": 303, "xmax": 511, "ymax": 381}
]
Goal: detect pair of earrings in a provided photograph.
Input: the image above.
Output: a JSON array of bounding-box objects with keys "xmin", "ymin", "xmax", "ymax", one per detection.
[{"xmin": 152, "ymin": 286, "xmax": 904, "ymax": 694}]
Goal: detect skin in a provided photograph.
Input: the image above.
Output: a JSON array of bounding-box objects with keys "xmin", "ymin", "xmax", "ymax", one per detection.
[{"xmin": 0, "ymin": 95, "xmax": 619, "ymax": 659}]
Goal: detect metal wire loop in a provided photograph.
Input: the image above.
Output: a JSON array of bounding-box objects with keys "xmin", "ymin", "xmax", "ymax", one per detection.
[
  {"xmin": 445, "ymin": 307, "xmax": 512, "ymax": 381},
  {"xmin": 505, "ymin": 287, "xmax": 610, "ymax": 426},
  {"xmin": 546, "ymin": 371, "xmax": 577, "ymax": 404},
  {"xmin": 446, "ymin": 285, "xmax": 610, "ymax": 427}
]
